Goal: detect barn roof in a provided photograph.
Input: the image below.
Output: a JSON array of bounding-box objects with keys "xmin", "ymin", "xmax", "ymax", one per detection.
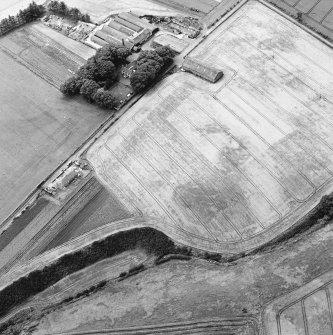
[
  {"xmin": 118, "ymin": 12, "xmax": 155, "ymax": 31},
  {"xmin": 182, "ymin": 57, "xmax": 223, "ymax": 83},
  {"xmin": 114, "ymin": 16, "xmax": 142, "ymax": 32}
]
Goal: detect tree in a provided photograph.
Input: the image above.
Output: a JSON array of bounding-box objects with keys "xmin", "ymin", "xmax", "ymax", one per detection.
[
  {"xmin": 77, "ymin": 60, "xmax": 98, "ymax": 80},
  {"xmin": 130, "ymin": 69, "xmax": 153, "ymax": 92},
  {"xmin": 93, "ymin": 90, "xmax": 116, "ymax": 109},
  {"xmin": 48, "ymin": 0, "xmax": 90, "ymax": 22},
  {"xmin": 155, "ymin": 45, "xmax": 175, "ymax": 61},
  {"xmin": 95, "ymin": 44, "xmax": 131, "ymax": 64},
  {"xmin": 60, "ymin": 76, "xmax": 83, "ymax": 96},
  {"xmin": 80, "ymin": 79, "xmax": 100, "ymax": 102},
  {"xmin": 97, "ymin": 59, "xmax": 116, "ymax": 81},
  {"xmin": 137, "ymin": 50, "xmax": 164, "ymax": 65},
  {"xmin": 296, "ymin": 12, "xmax": 303, "ymax": 22}
]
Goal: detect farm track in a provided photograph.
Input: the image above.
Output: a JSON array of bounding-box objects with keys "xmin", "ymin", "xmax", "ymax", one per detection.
[{"xmin": 49, "ymin": 318, "xmax": 257, "ymax": 335}]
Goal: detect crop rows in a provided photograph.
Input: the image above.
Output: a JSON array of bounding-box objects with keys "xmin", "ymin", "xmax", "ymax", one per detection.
[{"xmin": 0, "ymin": 24, "xmax": 85, "ymax": 88}]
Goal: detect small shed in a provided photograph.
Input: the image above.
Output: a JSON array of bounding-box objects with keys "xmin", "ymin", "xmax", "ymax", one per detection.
[{"xmin": 182, "ymin": 57, "xmax": 223, "ymax": 83}]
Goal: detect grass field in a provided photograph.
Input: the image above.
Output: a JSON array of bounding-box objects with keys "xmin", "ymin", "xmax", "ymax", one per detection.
[
  {"xmin": 88, "ymin": 0, "xmax": 333, "ymax": 253},
  {"xmin": 0, "ymin": 48, "xmax": 109, "ymax": 226},
  {"xmin": 0, "ymin": 22, "xmax": 95, "ymax": 88},
  {"xmin": 268, "ymin": 0, "xmax": 333, "ymax": 39}
]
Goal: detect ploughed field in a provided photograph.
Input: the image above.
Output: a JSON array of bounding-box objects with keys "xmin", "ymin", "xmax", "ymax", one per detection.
[
  {"xmin": 88, "ymin": 0, "xmax": 333, "ymax": 253},
  {"xmin": 0, "ymin": 22, "xmax": 95, "ymax": 88}
]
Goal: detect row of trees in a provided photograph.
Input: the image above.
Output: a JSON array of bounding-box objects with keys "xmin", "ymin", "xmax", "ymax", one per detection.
[
  {"xmin": 60, "ymin": 44, "xmax": 131, "ymax": 109},
  {"xmin": 130, "ymin": 46, "xmax": 175, "ymax": 92},
  {"xmin": 48, "ymin": 0, "xmax": 90, "ymax": 22},
  {"xmin": 0, "ymin": 1, "xmax": 44, "ymax": 36}
]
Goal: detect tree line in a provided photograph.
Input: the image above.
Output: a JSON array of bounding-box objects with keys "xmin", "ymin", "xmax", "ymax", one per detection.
[
  {"xmin": 60, "ymin": 44, "xmax": 131, "ymax": 109},
  {"xmin": 0, "ymin": 1, "xmax": 44, "ymax": 36},
  {"xmin": 47, "ymin": 0, "xmax": 90, "ymax": 23},
  {"xmin": 0, "ymin": 227, "xmax": 176, "ymax": 323}
]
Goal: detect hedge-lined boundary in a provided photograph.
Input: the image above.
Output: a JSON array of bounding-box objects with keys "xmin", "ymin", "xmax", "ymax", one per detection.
[{"xmin": 0, "ymin": 228, "xmax": 175, "ymax": 320}]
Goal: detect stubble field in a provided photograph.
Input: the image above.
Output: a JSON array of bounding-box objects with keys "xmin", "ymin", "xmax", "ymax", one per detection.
[{"xmin": 88, "ymin": 0, "xmax": 333, "ymax": 253}]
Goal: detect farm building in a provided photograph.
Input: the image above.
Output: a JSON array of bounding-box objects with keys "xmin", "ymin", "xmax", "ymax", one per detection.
[
  {"xmin": 152, "ymin": 34, "xmax": 189, "ymax": 53},
  {"xmin": 108, "ymin": 20, "xmax": 133, "ymax": 36},
  {"xmin": 182, "ymin": 57, "xmax": 223, "ymax": 83},
  {"xmin": 118, "ymin": 12, "xmax": 157, "ymax": 32},
  {"xmin": 121, "ymin": 61, "xmax": 137, "ymax": 78},
  {"xmin": 92, "ymin": 12, "xmax": 157, "ymax": 50},
  {"xmin": 95, "ymin": 30, "xmax": 122, "ymax": 45},
  {"xmin": 114, "ymin": 17, "xmax": 142, "ymax": 33},
  {"xmin": 131, "ymin": 28, "xmax": 152, "ymax": 45},
  {"xmin": 91, "ymin": 34, "xmax": 109, "ymax": 47},
  {"xmin": 102, "ymin": 25, "xmax": 128, "ymax": 42}
]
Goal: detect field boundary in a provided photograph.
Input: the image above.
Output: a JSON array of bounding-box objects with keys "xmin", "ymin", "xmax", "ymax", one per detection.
[
  {"xmin": 49, "ymin": 317, "xmax": 259, "ymax": 334},
  {"xmin": 261, "ymin": 0, "xmax": 333, "ymax": 44}
]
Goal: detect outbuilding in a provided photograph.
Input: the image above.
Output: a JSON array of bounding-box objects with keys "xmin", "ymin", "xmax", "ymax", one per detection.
[{"xmin": 182, "ymin": 57, "xmax": 223, "ymax": 83}]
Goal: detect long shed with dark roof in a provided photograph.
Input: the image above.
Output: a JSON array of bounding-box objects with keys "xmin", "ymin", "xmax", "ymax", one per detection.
[
  {"xmin": 95, "ymin": 30, "xmax": 122, "ymax": 45},
  {"xmin": 108, "ymin": 20, "xmax": 133, "ymax": 36},
  {"xmin": 182, "ymin": 57, "xmax": 223, "ymax": 83},
  {"xmin": 118, "ymin": 12, "xmax": 155, "ymax": 31},
  {"xmin": 114, "ymin": 17, "xmax": 142, "ymax": 32}
]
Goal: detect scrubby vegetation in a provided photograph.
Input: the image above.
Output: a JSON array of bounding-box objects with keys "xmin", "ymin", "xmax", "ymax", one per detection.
[
  {"xmin": 60, "ymin": 44, "xmax": 131, "ymax": 109},
  {"xmin": 0, "ymin": 1, "xmax": 44, "ymax": 36},
  {"xmin": 47, "ymin": 0, "xmax": 90, "ymax": 22},
  {"xmin": 130, "ymin": 46, "xmax": 175, "ymax": 92},
  {"xmin": 0, "ymin": 228, "xmax": 175, "ymax": 319}
]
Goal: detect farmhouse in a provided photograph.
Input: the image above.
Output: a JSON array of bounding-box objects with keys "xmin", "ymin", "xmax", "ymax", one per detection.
[
  {"xmin": 152, "ymin": 34, "xmax": 189, "ymax": 53},
  {"xmin": 182, "ymin": 57, "xmax": 223, "ymax": 83}
]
